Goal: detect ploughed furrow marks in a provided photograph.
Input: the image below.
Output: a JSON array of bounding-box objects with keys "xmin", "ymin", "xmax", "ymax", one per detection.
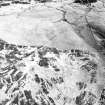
[
  {"xmin": 0, "ymin": 39, "xmax": 100, "ymax": 105},
  {"xmin": 9, "ymin": 88, "xmax": 56, "ymax": 105}
]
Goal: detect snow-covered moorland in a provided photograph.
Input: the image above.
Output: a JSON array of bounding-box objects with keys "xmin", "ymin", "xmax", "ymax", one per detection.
[{"xmin": 0, "ymin": 0, "xmax": 105, "ymax": 105}]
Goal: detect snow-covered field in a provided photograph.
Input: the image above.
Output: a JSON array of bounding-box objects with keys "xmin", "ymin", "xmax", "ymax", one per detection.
[{"xmin": 0, "ymin": 1, "xmax": 99, "ymax": 51}]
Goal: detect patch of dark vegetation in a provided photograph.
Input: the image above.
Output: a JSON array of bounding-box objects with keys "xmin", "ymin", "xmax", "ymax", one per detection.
[
  {"xmin": 0, "ymin": 3, "xmax": 10, "ymax": 7},
  {"xmin": 24, "ymin": 90, "xmax": 32, "ymax": 99},
  {"xmin": 51, "ymin": 76, "xmax": 64, "ymax": 84},
  {"xmin": 75, "ymin": 91, "xmax": 86, "ymax": 105},
  {"xmin": 86, "ymin": 92, "xmax": 97, "ymax": 105},
  {"xmin": 12, "ymin": 95, "xmax": 18, "ymax": 104},
  {"xmin": 41, "ymin": 80, "xmax": 49, "ymax": 94},
  {"xmin": 6, "ymin": 77, "xmax": 11, "ymax": 83},
  {"xmin": 99, "ymin": 88, "xmax": 105, "ymax": 105},
  {"xmin": 76, "ymin": 81, "xmax": 87, "ymax": 90},
  {"xmin": 39, "ymin": 57, "xmax": 49, "ymax": 67},
  {"xmin": 0, "ymin": 82, "xmax": 4, "ymax": 89},
  {"xmin": 20, "ymin": 99, "xmax": 25, "ymax": 105},
  {"xmin": 80, "ymin": 57, "xmax": 90, "ymax": 61},
  {"xmin": 5, "ymin": 44, "xmax": 18, "ymax": 51},
  {"xmin": 0, "ymin": 39, "xmax": 7, "ymax": 51},
  {"xmin": 48, "ymin": 96, "xmax": 56, "ymax": 105},
  {"xmin": 70, "ymin": 49, "xmax": 83, "ymax": 57},
  {"xmin": 10, "ymin": 0, "xmax": 24, "ymax": 4},
  {"xmin": 51, "ymin": 48, "xmax": 59, "ymax": 55},
  {"xmin": 5, "ymin": 51, "xmax": 22, "ymax": 63},
  {"xmin": 38, "ymin": 47, "xmax": 59, "ymax": 58},
  {"xmin": 1, "ymin": 99, "xmax": 9, "ymax": 105},
  {"xmin": 40, "ymin": 97, "xmax": 47, "ymax": 105},
  {"xmin": 24, "ymin": 51, "xmax": 34, "ymax": 57},
  {"xmin": 5, "ymin": 83, "xmax": 13, "ymax": 94},
  {"xmin": 100, "ymin": 40, "xmax": 105, "ymax": 49},
  {"xmin": 40, "ymin": 78, "xmax": 53, "ymax": 94},
  {"xmin": 20, "ymin": 99, "xmax": 39, "ymax": 105},
  {"xmin": 12, "ymin": 87, "xmax": 19, "ymax": 92},
  {"xmin": 0, "ymin": 44, "xmax": 4, "ymax": 51},
  {"xmin": 54, "ymin": 68, "xmax": 60, "ymax": 72},
  {"xmin": 38, "ymin": 0, "xmax": 47, "ymax": 3},
  {"xmin": 75, "ymin": 91, "xmax": 97, "ymax": 105},
  {"xmin": 17, "ymin": 45, "xmax": 23, "ymax": 48},
  {"xmin": 12, "ymin": 71, "xmax": 23, "ymax": 81},
  {"xmin": 19, "ymin": 1, "xmax": 30, "ymax": 4},
  {"xmin": 46, "ymin": 80, "xmax": 52, "ymax": 87},
  {"xmin": 10, "ymin": 66, "xmax": 18, "ymax": 76},
  {"xmin": 34, "ymin": 74, "xmax": 40, "ymax": 83},
  {"xmin": 58, "ymin": 77, "xmax": 64, "ymax": 83},
  {"xmin": 38, "ymin": 47, "xmax": 50, "ymax": 58},
  {"xmin": 36, "ymin": 0, "xmax": 52, "ymax": 3},
  {"xmin": 75, "ymin": 49, "xmax": 83, "ymax": 57},
  {"xmin": 52, "ymin": 65, "xmax": 60, "ymax": 72},
  {"xmin": 90, "ymin": 71, "xmax": 97, "ymax": 83},
  {"xmin": 34, "ymin": 101, "xmax": 39, "ymax": 105},
  {"xmin": 17, "ymin": 45, "xmax": 27, "ymax": 48},
  {"xmin": 74, "ymin": 0, "xmax": 97, "ymax": 5},
  {"xmin": 71, "ymin": 49, "xmax": 75, "ymax": 53},
  {"xmin": 1, "ymin": 65, "xmax": 16, "ymax": 77}
]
